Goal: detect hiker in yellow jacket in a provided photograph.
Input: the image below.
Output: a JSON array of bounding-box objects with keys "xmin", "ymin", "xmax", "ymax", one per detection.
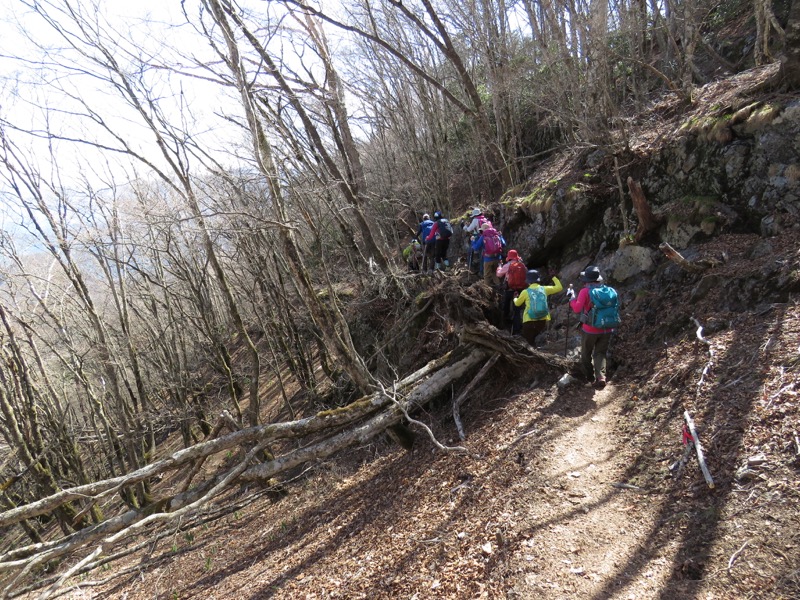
[{"xmin": 513, "ymin": 269, "xmax": 563, "ymax": 347}]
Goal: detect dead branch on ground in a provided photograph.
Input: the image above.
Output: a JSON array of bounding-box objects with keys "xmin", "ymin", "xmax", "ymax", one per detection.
[
  {"xmin": 683, "ymin": 411, "xmax": 715, "ymax": 489},
  {"xmin": 659, "ymin": 243, "xmax": 712, "ymax": 273},
  {"xmin": 460, "ymin": 324, "xmax": 576, "ymax": 372},
  {"xmin": 453, "ymin": 353, "xmax": 501, "ymax": 440}
]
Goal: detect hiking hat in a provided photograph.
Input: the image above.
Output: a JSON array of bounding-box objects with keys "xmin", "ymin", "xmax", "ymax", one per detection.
[
  {"xmin": 526, "ymin": 269, "xmax": 541, "ymax": 284},
  {"xmin": 433, "ymin": 211, "xmax": 443, "ymax": 220},
  {"xmin": 471, "ymin": 208, "xmax": 482, "ymax": 217},
  {"xmin": 506, "ymin": 249, "xmax": 519, "ymax": 261},
  {"xmin": 480, "ymin": 221, "xmax": 492, "ymax": 231},
  {"xmin": 422, "ymin": 213, "xmax": 430, "ymax": 220},
  {"xmin": 580, "ymin": 265, "xmax": 603, "ymax": 282}
]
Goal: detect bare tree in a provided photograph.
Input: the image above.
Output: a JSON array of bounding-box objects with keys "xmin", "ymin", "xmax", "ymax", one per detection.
[
  {"xmin": 200, "ymin": 0, "xmax": 378, "ymax": 394},
  {"xmin": 780, "ymin": 0, "xmax": 800, "ymax": 87}
]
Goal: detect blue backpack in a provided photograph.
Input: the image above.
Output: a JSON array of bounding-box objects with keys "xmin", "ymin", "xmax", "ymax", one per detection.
[
  {"xmin": 526, "ymin": 286, "xmax": 549, "ymax": 320},
  {"xmin": 419, "ymin": 219, "xmax": 434, "ymax": 240},
  {"xmin": 583, "ymin": 285, "xmax": 620, "ymax": 328}
]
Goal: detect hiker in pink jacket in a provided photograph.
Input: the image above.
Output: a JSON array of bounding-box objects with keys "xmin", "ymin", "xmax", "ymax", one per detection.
[{"xmin": 569, "ymin": 266, "xmax": 617, "ymax": 389}]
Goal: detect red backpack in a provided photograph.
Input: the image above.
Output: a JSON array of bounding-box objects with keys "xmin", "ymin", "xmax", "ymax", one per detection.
[{"xmin": 506, "ymin": 260, "xmax": 527, "ymax": 290}]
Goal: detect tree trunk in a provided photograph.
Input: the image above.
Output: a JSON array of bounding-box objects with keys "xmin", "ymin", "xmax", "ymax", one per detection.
[
  {"xmin": 781, "ymin": 0, "xmax": 800, "ymax": 89},
  {"xmin": 627, "ymin": 177, "xmax": 660, "ymax": 241},
  {"xmin": 204, "ymin": 0, "xmax": 376, "ymax": 395}
]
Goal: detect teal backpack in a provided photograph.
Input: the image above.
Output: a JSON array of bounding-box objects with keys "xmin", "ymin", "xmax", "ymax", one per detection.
[
  {"xmin": 583, "ymin": 284, "xmax": 620, "ymax": 328},
  {"xmin": 526, "ymin": 286, "xmax": 549, "ymax": 320}
]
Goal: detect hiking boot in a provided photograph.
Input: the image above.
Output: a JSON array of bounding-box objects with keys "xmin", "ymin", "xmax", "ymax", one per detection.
[{"xmin": 593, "ymin": 377, "xmax": 606, "ymax": 389}]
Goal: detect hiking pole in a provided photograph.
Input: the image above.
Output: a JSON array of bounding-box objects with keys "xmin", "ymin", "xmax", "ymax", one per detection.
[{"xmin": 564, "ymin": 284, "xmax": 574, "ymax": 357}]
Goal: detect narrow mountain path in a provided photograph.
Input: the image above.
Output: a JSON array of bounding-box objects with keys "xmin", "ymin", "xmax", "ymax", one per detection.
[{"xmin": 503, "ymin": 383, "xmax": 678, "ymax": 599}]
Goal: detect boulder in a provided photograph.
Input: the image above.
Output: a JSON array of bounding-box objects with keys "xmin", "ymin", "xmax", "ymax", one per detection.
[{"xmin": 609, "ymin": 245, "xmax": 656, "ymax": 282}]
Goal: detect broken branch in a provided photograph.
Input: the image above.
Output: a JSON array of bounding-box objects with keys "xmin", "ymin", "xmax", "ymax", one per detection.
[
  {"xmin": 627, "ymin": 177, "xmax": 660, "ymax": 242},
  {"xmin": 659, "ymin": 242, "xmax": 710, "ymax": 273},
  {"xmin": 684, "ymin": 411, "xmax": 715, "ymax": 489},
  {"xmin": 727, "ymin": 539, "xmax": 750, "ymax": 572},
  {"xmin": 453, "ymin": 352, "xmax": 501, "ymax": 440}
]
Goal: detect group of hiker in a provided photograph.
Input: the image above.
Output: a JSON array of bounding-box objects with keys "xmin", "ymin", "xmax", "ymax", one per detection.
[
  {"xmin": 405, "ymin": 207, "xmax": 620, "ymax": 389},
  {"xmin": 404, "ymin": 211, "xmax": 454, "ymax": 272},
  {"xmin": 510, "ymin": 264, "xmax": 618, "ymax": 388}
]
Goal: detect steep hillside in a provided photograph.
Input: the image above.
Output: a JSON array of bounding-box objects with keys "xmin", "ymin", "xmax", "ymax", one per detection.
[
  {"xmin": 46, "ymin": 230, "xmax": 798, "ymax": 600},
  {"xmin": 20, "ymin": 67, "xmax": 799, "ymax": 600}
]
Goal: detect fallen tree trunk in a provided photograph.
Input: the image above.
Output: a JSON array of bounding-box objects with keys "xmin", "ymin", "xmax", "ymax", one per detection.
[
  {"xmin": 0, "ymin": 331, "xmax": 574, "ymax": 597},
  {"xmin": 0, "ymin": 346, "xmax": 490, "ymax": 598},
  {"xmin": 0, "ymin": 399, "xmax": 383, "ymax": 532},
  {"xmin": 0, "ymin": 351, "xmax": 469, "ymax": 534},
  {"xmin": 240, "ymin": 347, "xmax": 489, "ymax": 482},
  {"xmin": 460, "ymin": 323, "xmax": 576, "ymax": 372}
]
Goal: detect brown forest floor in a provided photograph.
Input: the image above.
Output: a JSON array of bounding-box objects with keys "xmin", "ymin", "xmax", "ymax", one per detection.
[{"xmin": 43, "ymin": 231, "xmax": 800, "ymax": 600}]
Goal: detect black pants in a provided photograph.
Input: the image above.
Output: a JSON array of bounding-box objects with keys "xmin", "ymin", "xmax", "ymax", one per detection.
[
  {"xmin": 433, "ymin": 238, "xmax": 450, "ymax": 266},
  {"xmin": 502, "ymin": 289, "xmax": 524, "ymax": 334},
  {"xmin": 521, "ymin": 319, "xmax": 547, "ymax": 347}
]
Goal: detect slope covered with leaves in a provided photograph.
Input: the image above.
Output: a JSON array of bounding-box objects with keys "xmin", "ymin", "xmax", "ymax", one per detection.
[{"xmin": 27, "ymin": 230, "xmax": 799, "ymax": 600}]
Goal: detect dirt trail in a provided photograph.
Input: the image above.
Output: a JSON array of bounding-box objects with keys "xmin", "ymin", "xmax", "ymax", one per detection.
[{"xmin": 506, "ymin": 383, "xmax": 676, "ymax": 599}]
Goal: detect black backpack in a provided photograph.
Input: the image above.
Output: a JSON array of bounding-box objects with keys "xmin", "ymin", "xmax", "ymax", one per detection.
[{"xmin": 438, "ymin": 219, "xmax": 453, "ymax": 239}]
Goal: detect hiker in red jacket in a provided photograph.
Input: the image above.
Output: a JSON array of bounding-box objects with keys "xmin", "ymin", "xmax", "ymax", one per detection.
[
  {"xmin": 496, "ymin": 249, "xmax": 527, "ymax": 334},
  {"xmin": 568, "ymin": 266, "xmax": 617, "ymax": 389}
]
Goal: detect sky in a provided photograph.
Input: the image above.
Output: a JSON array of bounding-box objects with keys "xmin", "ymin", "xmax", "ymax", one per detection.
[{"xmin": 0, "ymin": 0, "xmax": 246, "ymax": 197}]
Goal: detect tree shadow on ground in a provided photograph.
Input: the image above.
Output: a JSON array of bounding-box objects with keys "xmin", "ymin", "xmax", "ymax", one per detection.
[{"xmin": 583, "ymin": 304, "xmax": 792, "ymax": 599}]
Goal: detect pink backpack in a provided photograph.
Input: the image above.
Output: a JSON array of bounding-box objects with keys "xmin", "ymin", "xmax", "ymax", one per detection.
[{"xmin": 483, "ymin": 228, "xmax": 502, "ymax": 255}]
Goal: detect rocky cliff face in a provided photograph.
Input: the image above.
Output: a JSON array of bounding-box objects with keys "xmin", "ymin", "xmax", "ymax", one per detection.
[
  {"xmin": 479, "ymin": 66, "xmax": 799, "ymax": 286},
  {"xmin": 644, "ymin": 97, "xmax": 800, "ymax": 244}
]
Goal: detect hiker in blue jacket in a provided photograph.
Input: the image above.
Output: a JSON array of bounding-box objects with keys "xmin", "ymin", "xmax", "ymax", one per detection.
[
  {"xmin": 416, "ymin": 213, "xmax": 435, "ymax": 272},
  {"xmin": 424, "ymin": 211, "xmax": 453, "ymax": 270}
]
